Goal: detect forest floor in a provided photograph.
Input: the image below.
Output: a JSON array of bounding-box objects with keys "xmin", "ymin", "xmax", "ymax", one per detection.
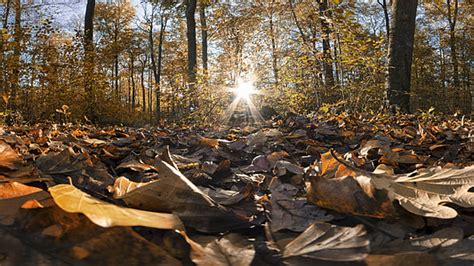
[{"xmin": 0, "ymin": 112, "xmax": 473, "ymax": 265}]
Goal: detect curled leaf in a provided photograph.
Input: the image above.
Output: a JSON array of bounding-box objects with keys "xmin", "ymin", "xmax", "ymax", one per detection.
[
  {"xmin": 283, "ymin": 223, "xmax": 369, "ymax": 262},
  {"xmin": 49, "ymin": 184, "xmax": 184, "ymax": 230}
]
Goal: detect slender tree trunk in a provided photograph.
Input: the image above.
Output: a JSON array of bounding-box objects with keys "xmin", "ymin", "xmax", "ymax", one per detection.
[
  {"xmin": 84, "ymin": 0, "xmax": 95, "ymax": 120},
  {"xmin": 2, "ymin": 0, "xmax": 11, "ymax": 28},
  {"xmin": 186, "ymin": 0, "xmax": 197, "ymax": 93},
  {"xmin": 386, "ymin": 0, "xmax": 417, "ymax": 113},
  {"xmin": 199, "ymin": 3, "xmax": 208, "ymax": 73},
  {"xmin": 149, "ymin": 7, "xmax": 167, "ymax": 122},
  {"xmin": 319, "ymin": 0, "xmax": 334, "ymax": 87},
  {"xmin": 148, "ymin": 66, "xmax": 152, "ymax": 114},
  {"xmin": 269, "ymin": 0, "xmax": 278, "ymax": 86},
  {"xmin": 0, "ymin": 0, "xmax": 11, "ymax": 105},
  {"xmin": 377, "ymin": 0, "xmax": 390, "ymax": 43},
  {"xmin": 447, "ymin": 0, "xmax": 459, "ymax": 87},
  {"xmin": 155, "ymin": 16, "xmax": 166, "ymax": 121},
  {"xmin": 10, "ymin": 0, "xmax": 21, "ymax": 111},
  {"xmin": 114, "ymin": 55, "xmax": 119, "ymax": 98},
  {"xmin": 127, "ymin": 74, "xmax": 131, "ymax": 107},
  {"xmin": 140, "ymin": 57, "xmax": 147, "ymax": 113},
  {"xmin": 130, "ymin": 53, "xmax": 135, "ymax": 110}
]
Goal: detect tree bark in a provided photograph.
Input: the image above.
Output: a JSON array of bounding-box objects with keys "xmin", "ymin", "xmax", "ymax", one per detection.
[
  {"xmin": 2, "ymin": 0, "xmax": 11, "ymax": 29},
  {"xmin": 186, "ymin": 0, "xmax": 197, "ymax": 90},
  {"xmin": 130, "ymin": 53, "xmax": 135, "ymax": 110},
  {"xmin": 149, "ymin": 7, "xmax": 167, "ymax": 121},
  {"xmin": 319, "ymin": 0, "xmax": 334, "ymax": 87},
  {"xmin": 447, "ymin": 0, "xmax": 459, "ymax": 87},
  {"xmin": 199, "ymin": 3, "xmax": 208, "ymax": 73},
  {"xmin": 114, "ymin": 55, "xmax": 119, "ymax": 97},
  {"xmin": 386, "ymin": 0, "xmax": 417, "ymax": 113},
  {"xmin": 10, "ymin": 0, "xmax": 21, "ymax": 110},
  {"xmin": 377, "ymin": 0, "xmax": 390, "ymax": 43},
  {"xmin": 140, "ymin": 55, "xmax": 147, "ymax": 113},
  {"xmin": 155, "ymin": 15, "xmax": 166, "ymax": 121},
  {"xmin": 84, "ymin": 0, "xmax": 95, "ymax": 119},
  {"xmin": 269, "ymin": 0, "xmax": 278, "ymax": 86}
]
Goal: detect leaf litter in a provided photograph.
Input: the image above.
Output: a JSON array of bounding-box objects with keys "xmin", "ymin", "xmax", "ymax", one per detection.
[{"xmin": 0, "ymin": 112, "xmax": 472, "ymax": 265}]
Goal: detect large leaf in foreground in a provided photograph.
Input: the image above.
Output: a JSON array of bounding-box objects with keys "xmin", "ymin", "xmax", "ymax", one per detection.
[
  {"xmin": 49, "ymin": 184, "xmax": 184, "ymax": 230},
  {"xmin": 376, "ymin": 166, "xmax": 474, "ymax": 219},
  {"xmin": 283, "ymin": 222, "xmax": 369, "ymax": 262},
  {"xmin": 309, "ymin": 152, "xmax": 474, "ymax": 219},
  {"xmin": 116, "ymin": 149, "xmax": 251, "ymax": 233}
]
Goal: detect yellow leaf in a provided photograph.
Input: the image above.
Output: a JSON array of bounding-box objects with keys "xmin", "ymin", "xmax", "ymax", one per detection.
[{"xmin": 49, "ymin": 184, "xmax": 184, "ymax": 230}]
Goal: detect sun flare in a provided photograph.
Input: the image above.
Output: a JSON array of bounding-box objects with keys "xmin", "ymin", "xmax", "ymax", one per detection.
[
  {"xmin": 221, "ymin": 77, "xmax": 264, "ymax": 125},
  {"xmin": 235, "ymin": 81, "xmax": 255, "ymax": 99}
]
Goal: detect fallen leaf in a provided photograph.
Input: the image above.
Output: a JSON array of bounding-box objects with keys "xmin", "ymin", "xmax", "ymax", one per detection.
[
  {"xmin": 49, "ymin": 184, "xmax": 184, "ymax": 230},
  {"xmin": 0, "ymin": 182, "xmax": 51, "ymax": 225},
  {"xmin": 0, "ymin": 142, "xmax": 22, "ymax": 170},
  {"xmin": 310, "ymin": 152, "xmax": 474, "ymax": 219},
  {"xmin": 36, "ymin": 147, "xmax": 114, "ymax": 191},
  {"xmin": 184, "ymin": 233, "xmax": 256, "ymax": 266},
  {"xmin": 108, "ymin": 176, "xmax": 148, "ymax": 198},
  {"xmin": 199, "ymin": 137, "xmax": 219, "ymax": 148},
  {"xmin": 117, "ymin": 149, "xmax": 251, "ymax": 233},
  {"xmin": 283, "ymin": 223, "xmax": 369, "ymax": 262},
  {"xmin": 372, "ymin": 165, "xmax": 474, "ymax": 219},
  {"xmin": 269, "ymin": 177, "xmax": 332, "ymax": 232}
]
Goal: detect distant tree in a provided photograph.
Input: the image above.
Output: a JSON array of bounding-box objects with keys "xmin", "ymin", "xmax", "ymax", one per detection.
[
  {"xmin": 10, "ymin": 0, "xmax": 21, "ymax": 110},
  {"xmin": 446, "ymin": 0, "xmax": 459, "ymax": 87},
  {"xmin": 318, "ymin": 0, "xmax": 334, "ymax": 87},
  {"xmin": 386, "ymin": 0, "xmax": 417, "ymax": 112},
  {"xmin": 185, "ymin": 0, "xmax": 197, "ymax": 91},
  {"xmin": 84, "ymin": 0, "xmax": 95, "ymax": 118},
  {"xmin": 199, "ymin": 0, "xmax": 209, "ymax": 74}
]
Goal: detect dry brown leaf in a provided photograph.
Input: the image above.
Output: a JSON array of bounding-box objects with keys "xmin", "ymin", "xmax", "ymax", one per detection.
[
  {"xmin": 327, "ymin": 152, "xmax": 474, "ymax": 219},
  {"xmin": 116, "ymin": 149, "xmax": 250, "ymax": 233},
  {"xmin": 36, "ymin": 147, "xmax": 114, "ymax": 191},
  {"xmin": 108, "ymin": 176, "xmax": 149, "ymax": 198},
  {"xmin": 0, "ymin": 142, "xmax": 22, "ymax": 170},
  {"xmin": 371, "ymin": 165, "xmax": 474, "ymax": 219},
  {"xmin": 283, "ymin": 223, "xmax": 369, "ymax": 262},
  {"xmin": 183, "ymin": 232, "xmax": 255, "ymax": 266},
  {"xmin": 269, "ymin": 177, "xmax": 332, "ymax": 232},
  {"xmin": 0, "ymin": 182, "xmax": 51, "ymax": 225},
  {"xmin": 0, "ymin": 181, "xmax": 42, "ymax": 199},
  {"xmin": 199, "ymin": 137, "xmax": 219, "ymax": 148},
  {"xmin": 49, "ymin": 184, "xmax": 184, "ymax": 230},
  {"xmin": 308, "ymin": 153, "xmax": 395, "ymax": 218}
]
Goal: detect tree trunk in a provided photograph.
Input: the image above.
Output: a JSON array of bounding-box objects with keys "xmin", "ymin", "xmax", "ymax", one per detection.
[
  {"xmin": 269, "ymin": 0, "xmax": 278, "ymax": 86},
  {"xmin": 140, "ymin": 56, "xmax": 147, "ymax": 113},
  {"xmin": 84, "ymin": 0, "xmax": 95, "ymax": 119},
  {"xmin": 377, "ymin": 0, "xmax": 390, "ymax": 43},
  {"xmin": 319, "ymin": 0, "xmax": 334, "ymax": 87},
  {"xmin": 199, "ymin": 3, "xmax": 208, "ymax": 73},
  {"xmin": 114, "ymin": 55, "xmax": 119, "ymax": 98},
  {"xmin": 186, "ymin": 0, "xmax": 197, "ymax": 91},
  {"xmin": 1, "ymin": 0, "xmax": 11, "ymax": 105},
  {"xmin": 149, "ymin": 8, "xmax": 167, "ymax": 122},
  {"xmin": 386, "ymin": 0, "xmax": 417, "ymax": 113},
  {"xmin": 155, "ymin": 16, "xmax": 166, "ymax": 121},
  {"xmin": 10, "ymin": 0, "xmax": 21, "ymax": 111},
  {"xmin": 2, "ymin": 0, "xmax": 11, "ymax": 29},
  {"xmin": 130, "ymin": 53, "xmax": 135, "ymax": 110},
  {"xmin": 447, "ymin": 0, "xmax": 459, "ymax": 88}
]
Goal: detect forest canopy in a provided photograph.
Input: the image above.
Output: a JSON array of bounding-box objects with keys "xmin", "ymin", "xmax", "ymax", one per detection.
[{"xmin": 0, "ymin": 0, "xmax": 472, "ymax": 124}]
